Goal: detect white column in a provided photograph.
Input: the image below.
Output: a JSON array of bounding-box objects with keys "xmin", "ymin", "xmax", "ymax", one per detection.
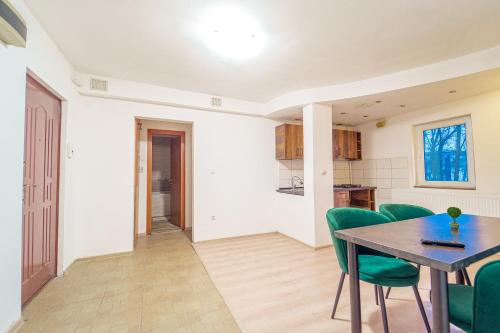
[{"xmin": 303, "ymin": 103, "xmax": 334, "ymax": 247}]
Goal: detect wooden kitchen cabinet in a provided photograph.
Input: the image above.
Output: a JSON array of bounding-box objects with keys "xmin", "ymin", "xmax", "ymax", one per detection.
[
  {"xmin": 275, "ymin": 124, "xmax": 303, "ymax": 160},
  {"xmin": 333, "ymin": 129, "xmax": 361, "ymax": 160},
  {"xmin": 334, "ymin": 188, "xmax": 375, "ymax": 210},
  {"xmin": 334, "ymin": 191, "xmax": 350, "ymax": 207}
]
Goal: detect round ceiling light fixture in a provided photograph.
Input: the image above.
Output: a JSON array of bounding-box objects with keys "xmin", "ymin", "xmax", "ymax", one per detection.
[{"xmin": 198, "ymin": 7, "xmax": 266, "ymax": 60}]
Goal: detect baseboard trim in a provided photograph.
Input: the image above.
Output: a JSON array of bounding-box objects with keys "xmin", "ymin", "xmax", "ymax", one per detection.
[
  {"xmin": 75, "ymin": 250, "xmax": 134, "ymax": 263},
  {"xmin": 192, "ymin": 231, "xmax": 278, "ymax": 244},
  {"xmin": 6, "ymin": 316, "xmax": 24, "ymax": 333},
  {"xmin": 276, "ymin": 232, "xmax": 333, "ymax": 250}
]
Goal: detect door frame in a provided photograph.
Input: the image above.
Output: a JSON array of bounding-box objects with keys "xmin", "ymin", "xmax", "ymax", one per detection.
[
  {"xmin": 23, "ymin": 74, "xmax": 62, "ymax": 305},
  {"xmin": 146, "ymin": 129, "xmax": 185, "ymax": 234},
  {"xmin": 133, "ymin": 119, "xmax": 140, "ymax": 247}
]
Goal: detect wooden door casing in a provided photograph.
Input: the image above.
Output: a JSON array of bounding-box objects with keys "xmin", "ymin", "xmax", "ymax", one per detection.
[
  {"xmin": 170, "ymin": 137, "xmax": 181, "ymax": 227},
  {"xmin": 133, "ymin": 120, "xmax": 140, "ymax": 247},
  {"xmin": 22, "ymin": 75, "xmax": 61, "ymax": 305}
]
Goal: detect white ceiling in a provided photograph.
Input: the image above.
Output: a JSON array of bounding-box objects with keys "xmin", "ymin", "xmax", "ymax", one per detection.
[
  {"xmin": 270, "ymin": 68, "xmax": 500, "ymax": 125},
  {"xmin": 26, "ymin": 0, "xmax": 500, "ymax": 102}
]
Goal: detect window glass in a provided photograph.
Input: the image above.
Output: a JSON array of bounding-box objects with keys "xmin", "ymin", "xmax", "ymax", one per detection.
[{"xmin": 422, "ymin": 123, "xmax": 468, "ymax": 182}]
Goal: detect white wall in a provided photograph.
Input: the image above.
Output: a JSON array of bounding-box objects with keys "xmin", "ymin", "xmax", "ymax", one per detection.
[
  {"xmin": 137, "ymin": 120, "xmax": 193, "ymax": 233},
  {"xmin": 0, "ymin": 0, "xmax": 81, "ymax": 331},
  {"xmin": 0, "ymin": 34, "xmax": 26, "ymax": 333},
  {"xmin": 358, "ymin": 90, "xmax": 500, "ymax": 214},
  {"xmin": 75, "ymin": 96, "xmax": 278, "ymax": 250}
]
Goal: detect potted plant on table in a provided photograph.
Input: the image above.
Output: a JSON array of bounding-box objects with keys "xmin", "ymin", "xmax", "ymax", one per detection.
[{"xmin": 447, "ymin": 207, "xmax": 462, "ymax": 231}]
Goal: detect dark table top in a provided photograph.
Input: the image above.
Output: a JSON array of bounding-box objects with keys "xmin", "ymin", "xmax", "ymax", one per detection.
[{"xmin": 335, "ymin": 213, "xmax": 500, "ymax": 272}]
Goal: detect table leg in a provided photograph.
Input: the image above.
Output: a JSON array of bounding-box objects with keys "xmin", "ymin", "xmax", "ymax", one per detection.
[
  {"xmin": 430, "ymin": 268, "xmax": 450, "ymax": 333},
  {"xmin": 347, "ymin": 242, "xmax": 361, "ymax": 333},
  {"xmin": 455, "ymin": 270, "xmax": 465, "ymax": 285}
]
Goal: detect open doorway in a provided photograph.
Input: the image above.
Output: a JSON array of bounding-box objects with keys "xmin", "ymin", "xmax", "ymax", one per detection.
[
  {"xmin": 147, "ymin": 129, "xmax": 185, "ymax": 234},
  {"xmin": 134, "ymin": 119, "xmax": 193, "ymax": 244}
]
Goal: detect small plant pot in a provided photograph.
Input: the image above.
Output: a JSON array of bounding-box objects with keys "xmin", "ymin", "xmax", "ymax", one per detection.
[{"xmin": 450, "ymin": 221, "xmax": 460, "ymax": 231}]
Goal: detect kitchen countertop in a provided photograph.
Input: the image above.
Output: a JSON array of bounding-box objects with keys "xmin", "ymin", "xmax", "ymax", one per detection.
[
  {"xmin": 333, "ymin": 186, "xmax": 376, "ymax": 192},
  {"xmin": 277, "ymin": 186, "xmax": 376, "ymax": 196},
  {"xmin": 276, "ymin": 187, "xmax": 304, "ymax": 196}
]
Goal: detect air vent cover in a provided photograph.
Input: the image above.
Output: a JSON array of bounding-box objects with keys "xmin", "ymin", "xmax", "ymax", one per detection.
[
  {"xmin": 0, "ymin": 0, "xmax": 27, "ymax": 47},
  {"xmin": 90, "ymin": 78, "xmax": 108, "ymax": 91},
  {"xmin": 211, "ymin": 97, "xmax": 222, "ymax": 107}
]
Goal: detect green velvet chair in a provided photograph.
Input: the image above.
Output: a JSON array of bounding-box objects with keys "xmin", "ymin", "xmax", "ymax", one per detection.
[
  {"xmin": 379, "ymin": 203, "xmax": 434, "ymax": 222},
  {"xmin": 379, "ymin": 203, "xmax": 472, "ymax": 300},
  {"xmin": 448, "ymin": 260, "xmax": 500, "ymax": 333},
  {"xmin": 326, "ymin": 208, "xmax": 430, "ymax": 333}
]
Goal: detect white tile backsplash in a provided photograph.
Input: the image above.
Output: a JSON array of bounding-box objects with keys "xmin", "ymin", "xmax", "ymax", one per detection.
[
  {"xmin": 391, "ymin": 168, "xmax": 409, "ymax": 179},
  {"xmin": 292, "ymin": 159, "xmax": 304, "ymax": 170},
  {"xmin": 376, "ymin": 168, "xmax": 391, "ymax": 179},
  {"xmin": 278, "ymin": 159, "xmax": 304, "ymax": 188},
  {"xmin": 376, "ymin": 158, "xmax": 392, "ymax": 169},
  {"xmin": 364, "ymin": 169, "xmax": 377, "ymax": 179},
  {"xmin": 334, "ymin": 168, "xmax": 347, "ymax": 178},
  {"xmin": 279, "ymin": 160, "xmax": 292, "ymax": 170},
  {"xmin": 351, "ymin": 160, "xmax": 363, "ymax": 170},
  {"xmin": 341, "ymin": 157, "xmax": 411, "ymax": 197},
  {"xmin": 391, "ymin": 157, "xmax": 408, "ymax": 169},
  {"xmin": 377, "ymin": 189, "xmax": 393, "ymax": 200},
  {"xmin": 279, "ymin": 178, "xmax": 292, "ymax": 188},
  {"xmin": 351, "ymin": 169, "xmax": 363, "ymax": 179},
  {"xmin": 392, "ymin": 178, "xmax": 410, "ymax": 189},
  {"xmin": 377, "ymin": 178, "xmax": 392, "ymax": 189},
  {"xmin": 363, "ymin": 160, "xmax": 376, "ymax": 170},
  {"xmin": 334, "ymin": 161, "xmax": 349, "ymax": 170}
]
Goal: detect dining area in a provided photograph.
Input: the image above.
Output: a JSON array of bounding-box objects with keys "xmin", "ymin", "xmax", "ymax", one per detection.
[{"xmin": 327, "ymin": 204, "xmax": 500, "ymax": 333}]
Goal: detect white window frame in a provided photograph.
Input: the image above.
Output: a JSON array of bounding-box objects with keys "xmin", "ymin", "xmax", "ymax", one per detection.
[{"xmin": 414, "ymin": 115, "xmax": 476, "ymax": 189}]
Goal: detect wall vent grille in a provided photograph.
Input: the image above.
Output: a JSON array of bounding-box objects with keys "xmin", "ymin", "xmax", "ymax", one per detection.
[
  {"xmin": 211, "ymin": 97, "xmax": 222, "ymax": 107},
  {"xmin": 90, "ymin": 78, "xmax": 108, "ymax": 91}
]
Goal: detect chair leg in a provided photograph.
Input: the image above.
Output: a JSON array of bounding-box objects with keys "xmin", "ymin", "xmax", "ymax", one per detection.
[
  {"xmin": 416, "ymin": 264, "xmax": 421, "ymax": 287},
  {"xmin": 377, "ymin": 285, "xmax": 389, "ymax": 333},
  {"xmin": 331, "ymin": 272, "xmax": 346, "ymax": 319},
  {"xmin": 375, "ymin": 285, "xmax": 379, "ymax": 305},
  {"xmin": 385, "ymin": 287, "xmax": 391, "ymax": 299},
  {"xmin": 412, "ymin": 285, "xmax": 431, "ymax": 333},
  {"xmin": 462, "ymin": 268, "xmax": 472, "ymax": 286}
]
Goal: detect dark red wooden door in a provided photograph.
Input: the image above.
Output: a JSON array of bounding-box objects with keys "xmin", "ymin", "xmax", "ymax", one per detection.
[{"xmin": 22, "ymin": 76, "xmax": 61, "ymax": 304}]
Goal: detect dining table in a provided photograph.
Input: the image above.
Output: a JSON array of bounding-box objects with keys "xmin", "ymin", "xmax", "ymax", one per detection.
[{"xmin": 334, "ymin": 213, "xmax": 500, "ymax": 333}]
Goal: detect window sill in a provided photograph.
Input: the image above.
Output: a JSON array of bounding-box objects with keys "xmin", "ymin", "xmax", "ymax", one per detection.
[{"xmin": 413, "ymin": 185, "xmax": 476, "ymax": 191}]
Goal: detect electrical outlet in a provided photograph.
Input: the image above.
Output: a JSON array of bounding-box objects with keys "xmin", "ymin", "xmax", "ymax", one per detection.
[{"xmin": 211, "ymin": 216, "xmax": 216, "ymax": 221}]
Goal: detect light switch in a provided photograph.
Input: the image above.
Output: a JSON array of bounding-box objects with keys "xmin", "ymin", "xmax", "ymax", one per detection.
[{"xmin": 66, "ymin": 142, "xmax": 75, "ymax": 159}]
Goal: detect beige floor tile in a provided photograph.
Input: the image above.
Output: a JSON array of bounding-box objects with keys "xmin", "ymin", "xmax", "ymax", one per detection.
[{"xmin": 19, "ymin": 231, "xmax": 240, "ymax": 333}]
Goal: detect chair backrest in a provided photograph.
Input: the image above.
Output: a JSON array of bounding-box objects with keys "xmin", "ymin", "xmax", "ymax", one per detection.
[
  {"xmin": 379, "ymin": 203, "xmax": 434, "ymax": 222},
  {"xmin": 472, "ymin": 260, "xmax": 500, "ymax": 333},
  {"xmin": 326, "ymin": 208, "xmax": 392, "ymax": 273}
]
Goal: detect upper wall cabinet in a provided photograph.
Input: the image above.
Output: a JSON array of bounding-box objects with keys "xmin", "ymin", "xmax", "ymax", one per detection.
[
  {"xmin": 333, "ymin": 129, "xmax": 362, "ymax": 160},
  {"xmin": 275, "ymin": 124, "xmax": 303, "ymax": 160},
  {"xmin": 275, "ymin": 125, "xmax": 361, "ymax": 161}
]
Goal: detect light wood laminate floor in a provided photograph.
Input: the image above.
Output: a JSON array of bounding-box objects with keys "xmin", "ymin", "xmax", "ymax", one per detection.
[
  {"xmin": 19, "ymin": 231, "xmax": 239, "ymax": 333},
  {"xmin": 194, "ymin": 232, "xmax": 491, "ymax": 333}
]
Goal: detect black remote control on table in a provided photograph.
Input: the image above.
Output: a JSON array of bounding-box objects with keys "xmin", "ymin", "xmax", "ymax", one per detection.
[{"xmin": 420, "ymin": 239, "xmax": 465, "ymax": 248}]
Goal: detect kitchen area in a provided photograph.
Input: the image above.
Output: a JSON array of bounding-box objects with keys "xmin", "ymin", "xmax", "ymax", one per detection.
[{"xmin": 276, "ymin": 123, "xmax": 376, "ymax": 210}]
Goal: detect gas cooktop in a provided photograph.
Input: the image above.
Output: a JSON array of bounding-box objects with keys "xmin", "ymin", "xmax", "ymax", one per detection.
[{"xmin": 333, "ymin": 184, "xmax": 362, "ymax": 188}]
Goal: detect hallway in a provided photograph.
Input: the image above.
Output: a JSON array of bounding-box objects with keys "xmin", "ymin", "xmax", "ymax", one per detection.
[{"xmin": 19, "ymin": 232, "xmax": 239, "ymax": 332}]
